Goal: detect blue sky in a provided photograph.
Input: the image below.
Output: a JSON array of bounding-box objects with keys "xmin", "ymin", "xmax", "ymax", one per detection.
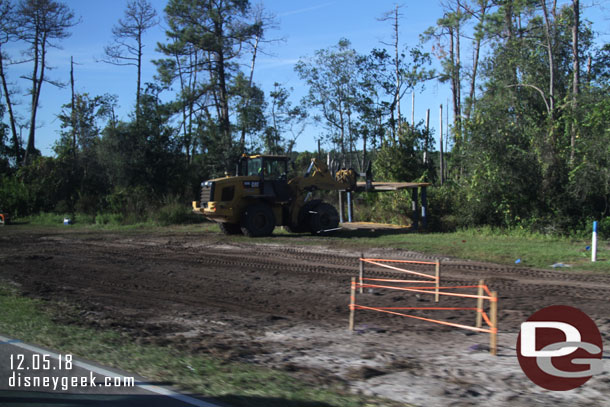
[{"xmin": 3, "ymin": 0, "xmax": 609, "ymax": 156}]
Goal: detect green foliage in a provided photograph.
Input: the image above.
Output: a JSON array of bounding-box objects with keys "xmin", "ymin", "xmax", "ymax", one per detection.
[
  {"xmin": 95, "ymin": 212, "xmax": 123, "ymax": 226},
  {"xmin": 372, "ymin": 125, "xmax": 432, "ymax": 183},
  {"xmin": 264, "ymin": 83, "xmax": 307, "ymax": 155},
  {"xmin": 105, "ymin": 186, "xmax": 154, "ymax": 221},
  {"xmin": 154, "ymin": 197, "xmax": 200, "ymax": 226},
  {"xmin": 0, "ymin": 175, "xmax": 34, "ymax": 216},
  {"xmin": 425, "ymin": 183, "xmax": 461, "ymax": 232},
  {"xmin": 1, "ymin": 0, "xmax": 608, "ymax": 240}
]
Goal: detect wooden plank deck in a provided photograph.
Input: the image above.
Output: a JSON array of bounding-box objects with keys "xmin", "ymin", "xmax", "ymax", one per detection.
[{"xmin": 355, "ymin": 181, "xmax": 430, "ymax": 192}]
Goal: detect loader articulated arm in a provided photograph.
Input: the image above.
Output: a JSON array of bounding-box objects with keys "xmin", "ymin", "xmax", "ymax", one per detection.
[{"xmin": 288, "ymin": 159, "xmax": 356, "ymax": 193}]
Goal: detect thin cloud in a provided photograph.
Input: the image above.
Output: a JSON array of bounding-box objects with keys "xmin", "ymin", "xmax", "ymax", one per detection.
[
  {"xmin": 257, "ymin": 58, "xmax": 301, "ymax": 70},
  {"xmin": 278, "ymin": 2, "xmax": 336, "ymax": 17}
]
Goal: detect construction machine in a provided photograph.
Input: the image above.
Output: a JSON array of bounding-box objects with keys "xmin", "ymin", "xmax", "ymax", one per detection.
[{"xmin": 192, "ymin": 154, "xmax": 357, "ymax": 237}]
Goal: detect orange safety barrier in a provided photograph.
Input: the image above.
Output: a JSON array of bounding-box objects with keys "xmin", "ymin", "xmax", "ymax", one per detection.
[
  {"xmin": 0, "ymin": 213, "xmax": 5, "ymax": 225},
  {"xmin": 350, "ymin": 259, "xmax": 498, "ymax": 355},
  {"xmin": 359, "ymin": 254, "xmax": 441, "ymax": 301}
]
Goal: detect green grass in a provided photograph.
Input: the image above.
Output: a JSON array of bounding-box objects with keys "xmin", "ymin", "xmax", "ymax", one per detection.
[
  {"xmin": 14, "ymin": 210, "xmax": 205, "ymax": 230},
  {"xmin": 334, "ymin": 227, "xmax": 609, "ymax": 272},
  {"xmin": 193, "ymin": 225, "xmax": 609, "ymax": 273},
  {"xmin": 0, "ymin": 283, "xmax": 396, "ymax": 407}
]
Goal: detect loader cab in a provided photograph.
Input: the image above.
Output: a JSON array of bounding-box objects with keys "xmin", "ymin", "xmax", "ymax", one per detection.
[
  {"xmin": 238, "ymin": 155, "xmax": 292, "ymax": 202},
  {"xmin": 239, "ymin": 155, "xmax": 289, "ymax": 181}
]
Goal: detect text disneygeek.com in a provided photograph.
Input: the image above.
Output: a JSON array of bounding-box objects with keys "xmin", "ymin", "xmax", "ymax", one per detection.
[{"xmin": 8, "ymin": 353, "xmax": 135, "ymax": 391}]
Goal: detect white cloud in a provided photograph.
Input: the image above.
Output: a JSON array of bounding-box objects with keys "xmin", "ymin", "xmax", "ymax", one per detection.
[{"xmin": 278, "ymin": 2, "xmax": 336, "ymax": 18}]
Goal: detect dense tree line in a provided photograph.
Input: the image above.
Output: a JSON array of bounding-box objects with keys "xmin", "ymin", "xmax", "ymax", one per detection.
[{"xmin": 0, "ymin": 0, "xmax": 608, "ymax": 234}]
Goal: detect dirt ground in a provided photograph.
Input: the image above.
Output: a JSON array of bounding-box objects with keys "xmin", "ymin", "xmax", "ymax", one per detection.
[{"xmin": 0, "ymin": 227, "xmax": 608, "ymax": 406}]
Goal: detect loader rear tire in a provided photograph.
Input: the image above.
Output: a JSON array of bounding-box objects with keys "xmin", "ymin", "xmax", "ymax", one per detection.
[
  {"xmin": 219, "ymin": 222, "xmax": 242, "ymax": 235},
  {"xmin": 309, "ymin": 202, "xmax": 339, "ymax": 234},
  {"xmin": 241, "ymin": 204, "xmax": 275, "ymax": 237}
]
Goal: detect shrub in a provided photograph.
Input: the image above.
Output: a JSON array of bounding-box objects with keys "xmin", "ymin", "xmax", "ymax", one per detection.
[
  {"xmin": 105, "ymin": 186, "xmax": 154, "ymax": 221},
  {"xmin": 95, "ymin": 213, "xmax": 123, "ymax": 226},
  {"xmin": 0, "ymin": 176, "xmax": 34, "ymax": 217},
  {"xmin": 154, "ymin": 196, "xmax": 202, "ymax": 226}
]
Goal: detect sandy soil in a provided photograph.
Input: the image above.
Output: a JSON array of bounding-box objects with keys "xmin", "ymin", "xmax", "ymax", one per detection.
[{"xmin": 0, "ymin": 228, "xmax": 608, "ymax": 406}]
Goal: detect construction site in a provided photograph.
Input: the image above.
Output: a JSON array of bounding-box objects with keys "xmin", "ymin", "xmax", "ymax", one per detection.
[{"xmin": 1, "ymin": 228, "xmax": 608, "ymax": 406}]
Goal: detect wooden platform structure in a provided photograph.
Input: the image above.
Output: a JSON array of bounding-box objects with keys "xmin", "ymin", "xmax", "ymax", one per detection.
[
  {"xmin": 339, "ymin": 181, "xmax": 430, "ymax": 230},
  {"xmin": 354, "ymin": 181, "xmax": 430, "ymax": 192}
]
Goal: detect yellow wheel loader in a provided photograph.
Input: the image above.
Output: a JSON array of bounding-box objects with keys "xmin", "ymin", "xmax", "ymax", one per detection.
[{"xmin": 192, "ymin": 155, "xmax": 357, "ymax": 237}]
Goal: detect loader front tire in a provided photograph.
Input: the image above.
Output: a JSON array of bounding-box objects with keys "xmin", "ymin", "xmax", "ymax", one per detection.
[{"xmin": 241, "ymin": 204, "xmax": 275, "ymax": 237}]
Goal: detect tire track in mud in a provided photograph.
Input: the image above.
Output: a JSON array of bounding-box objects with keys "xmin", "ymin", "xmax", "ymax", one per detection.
[
  {"xmin": 5, "ymin": 232, "xmax": 609, "ymax": 407},
  {"xmin": 51, "ymin": 236, "xmax": 610, "ymax": 302},
  {"xmin": 4, "ymin": 233, "xmax": 609, "ymax": 326}
]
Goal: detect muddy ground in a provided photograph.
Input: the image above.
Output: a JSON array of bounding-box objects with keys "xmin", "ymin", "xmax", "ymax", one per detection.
[{"xmin": 0, "ymin": 227, "xmax": 608, "ymax": 406}]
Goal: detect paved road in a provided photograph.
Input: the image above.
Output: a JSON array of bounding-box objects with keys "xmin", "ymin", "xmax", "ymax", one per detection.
[{"xmin": 0, "ymin": 334, "xmax": 221, "ymax": 407}]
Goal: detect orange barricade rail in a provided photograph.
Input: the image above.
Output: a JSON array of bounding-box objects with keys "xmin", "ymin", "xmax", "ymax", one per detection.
[
  {"xmin": 351, "ymin": 257, "xmax": 498, "ymax": 355},
  {"xmin": 359, "ymin": 256, "xmax": 441, "ymax": 302}
]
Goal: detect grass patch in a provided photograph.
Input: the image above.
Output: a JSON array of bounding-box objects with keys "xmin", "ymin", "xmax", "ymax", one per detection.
[
  {"xmin": 14, "ymin": 209, "xmax": 206, "ymax": 229},
  {"xmin": 0, "ymin": 284, "xmax": 394, "ymax": 407},
  {"xmin": 327, "ymin": 227, "xmax": 609, "ymax": 272},
  {"xmin": 193, "ymin": 225, "xmax": 609, "ymax": 273}
]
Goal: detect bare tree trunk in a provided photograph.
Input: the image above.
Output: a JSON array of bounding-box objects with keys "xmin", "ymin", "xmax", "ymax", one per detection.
[
  {"xmin": 213, "ymin": 44, "xmax": 232, "ymax": 157},
  {"xmin": 466, "ymin": 0, "xmax": 488, "ymax": 120},
  {"xmin": 393, "ymin": 5, "xmax": 401, "ymax": 133},
  {"xmin": 439, "ymin": 104, "xmax": 444, "ymax": 185},
  {"xmin": 239, "ymin": 31, "xmax": 260, "ymax": 153},
  {"xmin": 136, "ymin": 32, "xmax": 142, "ymax": 122},
  {"xmin": 71, "ymin": 56, "xmax": 76, "ymax": 160},
  {"xmin": 455, "ymin": 0, "xmax": 461, "ymax": 135},
  {"xmin": 466, "ymin": 42, "xmax": 480, "ymax": 120},
  {"xmin": 0, "ymin": 46, "xmax": 20, "ymax": 164},
  {"xmin": 24, "ymin": 31, "xmax": 42, "ymax": 166},
  {"xmin": 540, "ymin": 0, "xmax": 555, "ymax": 116},
  {"xmin": 449, "ymin": 26, "xmax": 459, "ymax": 140},
  {"xmin": 570, "ymin": 0, "xmax": 580, "ymax": 164}
]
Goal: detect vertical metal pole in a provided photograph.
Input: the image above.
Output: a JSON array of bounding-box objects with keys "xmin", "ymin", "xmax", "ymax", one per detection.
[
  {"xmin": 435, "ymin": 259, "xmax": 440, "ymax": 303},
  {"xmin": 411, "ymin": 188, "xmax": 419, "ymax": 230},
  {"xmin": 439, "ymin": 104, "xmax": 444, "ymax": 186},
  {"xmin": 476, "ymin": 279, "xmax": 484, "ymax": 328},
  {"xmin": 592, "ymin": 221, "xmax": 597, "ymax": 262},
  {"xmin": 424, "ymin": 109, "xmax": 430, "ymax": 164},
  {"xmin": 411, "ymin": 91, "xmax": 415, "ymax": 134},
  {"xmin": 318, "ymin": 139, "xmax": 321, "ymax": 159},
  {"xmin": 349, "ymin": 277, "xmax": 356, "ymax": 331},
  {"xmin": 359, "ymin": 253, "xmax": 364, "ymax": 294},
  {"xmin": 347, "ymin": 192, "xmax": 353, "ymax": 223},
  {"xmin": 490, "ymin": 291, "xmax": 498, "ymax": 356},
  {"xmin": 338, "ymin": 191, "xmax": 345, "ymax": 224},
  {"xmin": 421, "ymin": 187, "xmax": 428, "ymax": 230}
]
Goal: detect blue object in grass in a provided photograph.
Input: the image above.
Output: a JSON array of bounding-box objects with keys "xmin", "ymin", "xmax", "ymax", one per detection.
[
  {"xmin": 586, "ymin": 246, "xmax": 590, "ymax": 251},
  {"xmin": 515, "ymin": 258, "xmax": 521, "ymax": 264}
]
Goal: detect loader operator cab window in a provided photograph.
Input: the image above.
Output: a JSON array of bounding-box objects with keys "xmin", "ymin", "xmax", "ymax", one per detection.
[
  {"xmin": 246, "ymin": 157, "xmax": 263, "ymax": 177},
  {"xmin": 263, "ymin": 159, "xmax": 287, "ymax": 181},
  {"xmin": 245, "ymin": 157, "xmax": 287, "ymax": 181}
]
